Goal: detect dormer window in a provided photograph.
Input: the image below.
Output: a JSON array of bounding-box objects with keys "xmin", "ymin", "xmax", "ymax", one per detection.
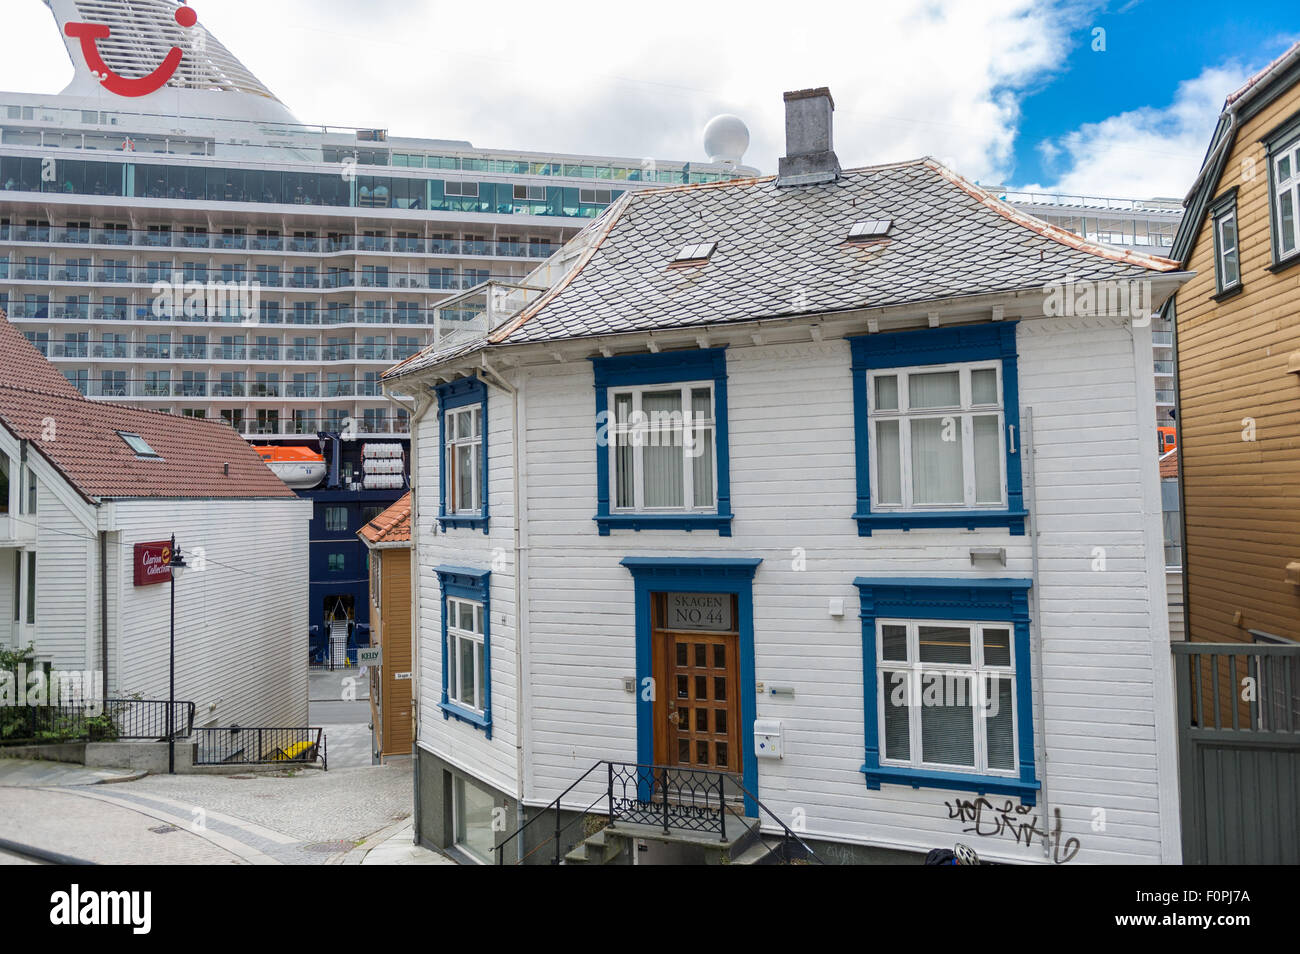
[
  {"xmin": 673, "ymin": 242, "xmax": 716, "ymax": 263},
  {"xmin": 849, "ymin": 219, "xmax": 892, "ymax": 241},
  {"xmin": 118, "ymin": 431, "xmax": 161, "ymax": 459}
]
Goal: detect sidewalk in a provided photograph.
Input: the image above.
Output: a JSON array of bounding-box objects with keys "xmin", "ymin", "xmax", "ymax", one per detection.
[
  {"xmin": 0, "ymin": 758, "xmax": 143, "ymax": 787},
  {"xmin": 343, "ymin": 820, "xmax": 458, "ymax": 866}
]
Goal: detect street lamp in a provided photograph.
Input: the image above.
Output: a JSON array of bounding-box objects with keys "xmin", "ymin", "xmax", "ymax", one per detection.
[{"xmin": 168, "ymin": 534, "xmax": 187, "ymax": 774}]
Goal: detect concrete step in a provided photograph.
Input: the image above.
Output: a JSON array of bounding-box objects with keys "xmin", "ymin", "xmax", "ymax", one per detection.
[
  {"xmin": 730, "ymin": 836, "xmax": 785, "ymax": 865},
  {"xmin": 563, "ymin": 827, "xmax": 624, "ymax": 865}
]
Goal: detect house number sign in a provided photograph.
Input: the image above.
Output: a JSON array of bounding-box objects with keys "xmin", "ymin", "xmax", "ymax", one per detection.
[{"xmin": 665, "ymin": 593, "xmax": 731, "ymax": 632}]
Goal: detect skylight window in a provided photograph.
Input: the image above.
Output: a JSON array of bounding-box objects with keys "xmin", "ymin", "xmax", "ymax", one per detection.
[
  {"xmin": 673, "ymin": 242, "xmax": 717, "ymax": 263},
  {"xmin": 118, "ymin": 432, "xmax": 161, "ymax": 459},
  {"xmin": 849, "ymin": 219, "xmax": 893, "ymax": 240}
]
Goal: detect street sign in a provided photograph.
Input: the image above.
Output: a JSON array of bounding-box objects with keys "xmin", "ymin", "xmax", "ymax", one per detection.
[{"xmin": 358, "ymin": 646, "xmax": 382, "ymax": 666}]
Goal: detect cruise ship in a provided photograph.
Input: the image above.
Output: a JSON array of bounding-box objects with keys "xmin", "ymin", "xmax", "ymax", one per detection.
[{"xmin": 0, "ymin": 0, "xmax": 756, "ymax": 662}]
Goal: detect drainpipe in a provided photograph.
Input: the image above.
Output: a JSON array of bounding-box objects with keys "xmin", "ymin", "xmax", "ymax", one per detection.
[
  {"xmin": 478, "ymin": 359, "xmax": 528, "ymax": 863},
  {"xmin": 1022, "ymin": 407, "xmax": 1052, "ymax": 859},
  {"xmin": 99, "ymin": 529, "xmax": 108, "ymax": 701},
  {"xmin": 395, "ymin": 386, "xmax": 433, "ymax": 846}
]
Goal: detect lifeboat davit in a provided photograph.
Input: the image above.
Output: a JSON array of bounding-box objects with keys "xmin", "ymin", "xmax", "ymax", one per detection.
[{"xmin": 252, "ymin": 445, "xmax": 327, "ymax": 489}]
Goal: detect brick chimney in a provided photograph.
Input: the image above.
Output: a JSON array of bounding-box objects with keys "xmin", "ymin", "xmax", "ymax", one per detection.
[{"xmin": 776, "ymin": 87, "xmax": 841, "ymax": 187}]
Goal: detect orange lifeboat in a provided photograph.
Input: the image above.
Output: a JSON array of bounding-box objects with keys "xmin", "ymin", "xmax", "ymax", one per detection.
[{"xmin": 252, "ymin": 445, "xmax": 327, "ymax": 489}]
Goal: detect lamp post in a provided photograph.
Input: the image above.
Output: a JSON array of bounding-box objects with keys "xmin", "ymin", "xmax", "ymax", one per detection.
[{"xmin": 167, "ymin": 534, "xmax": 187, "ymax": 774}]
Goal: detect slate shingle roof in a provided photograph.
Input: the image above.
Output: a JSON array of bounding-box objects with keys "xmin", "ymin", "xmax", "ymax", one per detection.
[
  {"xmin": 386, "ymin": 158, "xmax": 1179, "ymax": 380},
  {"xmin": 0, "ymin": 312, "xmax": 296, "ymax": 501},
  {"xmin": 357, "ymin": 492, "xmax": 412, "ymax": 545}
]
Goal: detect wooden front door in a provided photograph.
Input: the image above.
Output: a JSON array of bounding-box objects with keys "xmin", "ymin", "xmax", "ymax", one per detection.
[{"xmin": 652, "ymin": 593, "xmax": 741, "ymax": 775}]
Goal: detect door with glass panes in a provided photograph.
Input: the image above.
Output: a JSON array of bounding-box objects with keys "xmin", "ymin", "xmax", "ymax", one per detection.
[{"xmin": 651, "ymin": 592, "xmax": 741, "ymax": 776}]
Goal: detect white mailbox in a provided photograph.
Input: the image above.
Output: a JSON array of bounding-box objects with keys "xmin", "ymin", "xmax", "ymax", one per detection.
[{"xmin": 754, "ymin": 719, "xmax": 783, "ymax": 759}]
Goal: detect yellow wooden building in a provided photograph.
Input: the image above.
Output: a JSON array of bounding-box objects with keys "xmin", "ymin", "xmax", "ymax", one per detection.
[
  {"xmin": 358, "ymin": 493, "xmax": 415, "ymax": 760},
  {"xmin": 1169, "ymin": 41, "xmax": 1300, "ymax": 642}
]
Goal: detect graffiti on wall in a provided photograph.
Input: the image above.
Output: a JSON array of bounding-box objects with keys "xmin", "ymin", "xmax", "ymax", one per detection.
[{"xmin": 942, "ymin": 796, "xmax": 1081, "ymax": 864}]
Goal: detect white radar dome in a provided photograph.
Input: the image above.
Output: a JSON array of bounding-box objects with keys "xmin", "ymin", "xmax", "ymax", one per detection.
[{"xmin": 703, "ymin": 114, "xmax": 750, "ymax": 165}]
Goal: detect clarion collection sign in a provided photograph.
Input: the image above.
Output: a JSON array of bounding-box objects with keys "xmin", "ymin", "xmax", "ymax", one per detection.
[{"xmin": 132, "ymin": 541, "xmax": 173, "ymax": 587}]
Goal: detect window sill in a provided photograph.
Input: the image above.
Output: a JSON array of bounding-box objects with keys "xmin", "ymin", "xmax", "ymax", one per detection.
[
  {"xmin": 1210, "ymin": 283, "xmax": 1244, "ymax": 302},
  {"xmin": 862, "ymin": 765, "xmax": 1039, "ymax": 805},
  {"xmin": 438, "ymin": 513, "xmax": 488, "ymax": 534},
  {"xmin": 854, "ymin": 510, "xmax": 1027, "ymax": 536},
  {"xmin": 440, "ymin": 701, "xmax": 492, "ymax": 738},
  {"xmin": 1266, "ymin": 253, "xmax": 1300, "ymax": 276},
  {"xmin": 596, "ymin": 513, "xmax": 733, "ymax": 536}
]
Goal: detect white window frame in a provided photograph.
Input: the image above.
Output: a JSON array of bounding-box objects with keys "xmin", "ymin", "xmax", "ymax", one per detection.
[
  {"xmin": 866, "ymin": 361, "xmax": 1007, "ymax": 512},
  {"xmin": 447, "ymin": 597, "xmax": 486, "ymax": 714},
  {"xmin": 876, "ymin": 618, "xmax": 1018, "ymax": 777},
  {"xmin": 1213, "ymin": 205, "xmax": 1241, "ymax": 291},
  {"xmin": 607, "ymin": 380, "xmax": 717, "ymax": 515},
  {"xmin": 1271, "ymin": 136, "xmax": 1300, "ymax": 260},
  {"xmin": 445, "ymin": 404, "xmax": 483, "ymax": 515}
]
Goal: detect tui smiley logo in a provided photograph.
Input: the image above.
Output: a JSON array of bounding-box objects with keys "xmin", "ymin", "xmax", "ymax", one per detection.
[{"xmin": 65, "ymin": 3, "xmax": 199, "ymax": 98}]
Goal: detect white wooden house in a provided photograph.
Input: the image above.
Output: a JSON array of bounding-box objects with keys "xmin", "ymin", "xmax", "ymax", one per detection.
[
  {"xmin": 385, "ymin": 89, "xmax": 1190, "ymax": 865},
  {"xmin": 0, "ymin": 313, "xmax": 311, "ymax": 729}
]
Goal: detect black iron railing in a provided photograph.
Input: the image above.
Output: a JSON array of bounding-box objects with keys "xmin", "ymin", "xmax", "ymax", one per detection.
[
  {"xmin": 0, "ymin": 699, "xmax": 195, "ymax": 745},
  {"xmin": 194, "ymin": 726, "xmax": 327, "ymax": 770},
  {"xmin": 607, "ymin": 762, "xmax": 730, "ymax": 838},
  {"xmin": 493, "ymin": 760, "xmax": 824, "ymax": 865}
]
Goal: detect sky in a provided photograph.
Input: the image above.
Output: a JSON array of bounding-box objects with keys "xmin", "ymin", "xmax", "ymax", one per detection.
[{"xmin": 1, "ymin": 0, "xmax": 1296, "ymax": 200}]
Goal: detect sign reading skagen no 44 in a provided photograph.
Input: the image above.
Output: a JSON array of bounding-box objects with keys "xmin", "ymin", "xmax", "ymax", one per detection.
[
  {"xmin": 666, "ymin": 593, "xmax": 732, "ymax": 632},
  {"xmin": 133, "ymin": 541, "xmax": 173, "ymax": 587}
]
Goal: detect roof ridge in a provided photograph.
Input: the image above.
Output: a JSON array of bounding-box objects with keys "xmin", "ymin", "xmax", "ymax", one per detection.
[{"xmin": 923, "ymin": 159, "xmax": 1181, "ymax": 272}]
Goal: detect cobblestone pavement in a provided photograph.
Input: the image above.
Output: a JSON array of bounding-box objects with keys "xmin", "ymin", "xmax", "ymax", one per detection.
[
  {"xmin": 0, "ymin": 762, "xmax": 412, "ymax": 865},
  {"xmin": 320, "ymin": 722, "xmax": 374, "ymax": 769}
]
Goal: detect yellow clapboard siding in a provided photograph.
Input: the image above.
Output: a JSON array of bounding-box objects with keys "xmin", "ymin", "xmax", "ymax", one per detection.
[{"xmin": 1175, "ymin": 77, "xmax": 1300, "ymax": 643}]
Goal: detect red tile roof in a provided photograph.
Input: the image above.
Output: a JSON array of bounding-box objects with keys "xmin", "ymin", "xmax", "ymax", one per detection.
[
  {"xmin": 0, "ymin": 312, "xmax": 296, "ymax": 501},
  {"xmin": 1159, "ymin": 449, "xmax": 1178, "ymax": 479},
  {"xmin": 357, "ymin": 493, "xmax": 411, "ymax": 545}
]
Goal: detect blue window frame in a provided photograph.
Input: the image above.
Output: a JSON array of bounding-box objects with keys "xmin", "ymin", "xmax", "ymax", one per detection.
[
  {"xmin": 854, "ymin": 577, "xmax": 1039, "ymax": 803},
  {"xmin": 849, "ymin": 323, "xmax": 1026, "ymax": 535},
  {"xmin": 591, "ymin": 348, "xmax": 732, "ymax": 536},
  {"xmin": 436, "ymin": 375, "xmax": 488, "ymax": 533},
  {"xmin": 621, "ymin": 557, "xmax": 760, "ymax": 814},
  {"xmin": 436, "ymin": 565, "xmax": 492, "ymax": 737}
]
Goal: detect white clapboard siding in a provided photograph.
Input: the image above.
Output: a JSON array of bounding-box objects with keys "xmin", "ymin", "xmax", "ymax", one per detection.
[
  {"xmin": 110, "ymin": 498, "xmax": 312, "ymax": 729},
  {"xmin": 30, "ymin": 480, "xmax": 96, "ymax": 671},
  {"xmin": 414, "ymin": 385, "xmax": 519, "ymax": 795},
  {"xmin": 413, "ymin": 315, "xmax": 1176, "ymax": 864}
]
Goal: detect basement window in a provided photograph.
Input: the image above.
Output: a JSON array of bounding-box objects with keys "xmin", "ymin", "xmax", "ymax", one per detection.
[
  {"xmin": 118, "ymin": 431, "xmax": 161, "ymax": 459},
  {"xmin": 849, "ymin": 219, "xmax": 892, "ymax": 240},
  {"xmin": 673, "ymin": 242, "xmax": 716, "ymax": 263}
]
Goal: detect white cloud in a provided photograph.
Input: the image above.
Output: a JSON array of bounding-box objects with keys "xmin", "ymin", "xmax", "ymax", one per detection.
[
  {"xmin": 0, "ymin": 0, "xmax": 1093, "ymax": 182},
  {"xmin": 1024, "ymin": 64, "xmax": 1255, "ymax": 199}
]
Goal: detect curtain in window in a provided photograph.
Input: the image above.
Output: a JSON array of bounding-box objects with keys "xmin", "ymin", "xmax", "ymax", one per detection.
[
  {"xmin": 984, "ymin": 676, "xmax": 1015, "ymax": 770},
  {"xmin": 689, "ymin": 388, "xmax": 714, "ymax": 507},
  {"xmin": 911, "ymin": 418, "xmax": 963, "ymax": 504},
  {"xmin": 876, "ymin": 420, "xmax": 902, "ymax": 504},
  {"xmin": 972, "ymin": 415, "xmax": 1002, "ymax": 503},
  {"xmin": 908, "ymin": 370, "xmax": 959, "ymax": 408},
  {"xmin": 615, "ymin": 393, "xmax": 634, "ymax": 508},
  {"xmin": 642, "ymin": 390, "xmax": 683, "ymax": 508}
]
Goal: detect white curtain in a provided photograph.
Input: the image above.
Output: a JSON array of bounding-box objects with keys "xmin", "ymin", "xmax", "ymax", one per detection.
[
  {"xmin": 690, "ymin": 388, "xmax": 714, "ymax": 507},
  {"xmin": 642, "ymin": 390, "xmax": 683, "ymax": 508},
  {"xmin": 910, "ymin": 417, "xmax": 963, "ymax": 504},
  {"xmin": 973, "ymin": 414, "xmax": 1002, "ymax": 503},
  {"xmin": 875, "ymin": 420, "xmax": 902, "ymax": 505},
  {"xmin": 908, "ymin": 370, "xmax": 959, "ymax": 408},
  {"xmin": 971, "ymin": 368, "xmax": 998, "ymax": 404}
]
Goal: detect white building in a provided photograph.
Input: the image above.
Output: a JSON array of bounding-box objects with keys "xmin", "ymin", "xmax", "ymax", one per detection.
[
  {"xmin": 0, "ymin": 312, "xmax": 311, "ymax": 728},
  {"xmin": 385, "ymin": 89, "xmax": 1191, "ymax": 864}
]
